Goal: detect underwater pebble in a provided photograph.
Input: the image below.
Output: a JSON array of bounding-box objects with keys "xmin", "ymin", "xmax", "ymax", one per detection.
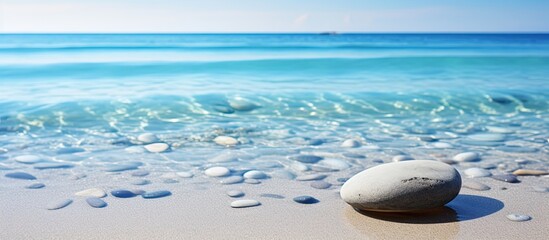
[
  {"xmin": 13, "ymin": 155, "xmax": 42, "ymax": 164},
  {"xmin": 260, "ymin": 193, "xmax": 285, "ymax": 199},
  {"xmin": 220, "ymin": 176, "xmax": 244, "ymax": 184},
  {"xmin": 205, "ymin": 166, "xmax": 230, "ymax": 177},
  {"xmin": 243, "ymin": 170, "xmax": 268, "ymax": 179},
  {"xmin": 291, "ymin": 155, "xmax": 323, "ymax": 164},
  {"xmin": 138, "ymin": 133, "xmax": 159, "ymax": 144},
  {"xmin": 468, "ymin": 133, "xmax": 506, "ymax": 142},
  {"xmin": 462, "ymin": 181, "xmax": 491, "ymax": 191},
  {"xmin": 176, "ymin": 171, "xmax": 194, "ymax": 178},
  {"xmin": 486, "ymin": 126, "xmax": 514, "ymax": 134},
  {"xmin": 245, "ymin": 179, "xmax": 260, "ymax": 184},
  {"xmin": 506, "ymin": 214, "xmax": 531, "ymax": 222},
  {"xmin": 111, "ymin": 189, "xmax": 137, "ymax": 198},
  {"xmin": 5, "ymin": 172, "xmax": 37, "ymax": 180},
  {"xmin": 230, "ymin": 199, "xmax": 261, "ymax": 208},
  {"xmin": 130, "ymin": 179, "xmax": 151, "ymax": 185},
  {"xmin": 392, "ymin": 155, "xmax": 414, "ymax": 162},
  {"xmin": 341, "ymin": 139, "xmax": 361, "ymax": 148},
  {"xmin": 342, "ymin": 153, "xmax": 366, "ymax": 159},
  {"xmin": 26, "ymin": 183, "xmax": 45, "ymax": 189},
  {"xmin": 418, "ymin": 136, "xmax": 437, "ymax": 142},
  {"xmin": 311, "ymin": 181, "xmax": 332, "ymax": 189},
  {"xmin": 270, "ymin": 170, "xmax": 296, "ymax": 180},
  {"xmin": 131, "ymin": 170, "xmax": 150, "ymax": 177},
  {"xmin": 492, "ymin": 174, "xmax": 520, "ymax": 183},
  {"xmin": 512, "ymin": 169, "xmax": 548, "ymax": 176},
  {"xmin": 104, "ymin": 162, "xmax": 142, "ymax": 172},
  {"xmin": 213, "ymin": 105, "xmax": 235, "ymax": 114},
  {"xmin": 144, "ymin": 143, "xmax": 170, "ymax": 153},
  {"xmin": 453, "ymin": 152, "xmax": 480, "ymax": 162},
  {"xmin": 290, "ymin": 162, "xmax": 310, "ymax": 172},
  {"xmin": 34, "ymin": 162, "xmax": 74, "ymax": 170},
  {"xmin": 228, "ymin": 99, "xmax": 260, "ymax": 111},
  {"xmin": 75, "ymin": 188, "xmax": 107, "ymax": 198},
  {"xmin": 293, "ymin": 195, "xmax": 319, "ymax": 204},
  {"xmin": 86, "ymin": 197, "xmax": 107, "ymax": 208},
  {"xmin": 214, "ymin": 136, "xmax": 238, "ymax": 146},
  {"xmin": 296, "ymin": 174, "xmax": 327, "ymax": 181},
  {"xmin": 47, "ymin": 199, "xmax": 73, "ymax": 210},
  {"xmin": 464, "ymin": 168, "xmax": 492, "ymax": 178},
  {"xmin": 142, "ymin": 190, "xmax": 172, "ymax": 199},
  {"xmin": 432, "ymin": 142, "xmax": 453, "ymax": 148},
  {"xmin": 227, "ymin": 190, "xmax": 245, "ymax": 198},
  {"xmin": 56, "ymin": 147, "xmax": 85, "ymax": 154}
]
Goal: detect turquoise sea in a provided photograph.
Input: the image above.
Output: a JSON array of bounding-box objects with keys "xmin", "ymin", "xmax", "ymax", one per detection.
[{"xmin": 0, "ymin": 34, "xmax": 548, "ymax": 186}]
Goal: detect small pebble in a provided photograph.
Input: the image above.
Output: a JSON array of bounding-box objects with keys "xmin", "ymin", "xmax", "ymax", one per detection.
[
  {"xmin": 144, "ymin": 143, "xmax": 170, "ymax": 153},
  {"xmin": 34, "ymin": 162, "xmax": 74, "ymax": 170},
  {"xmin": 293, "ymin": 196, "xmax": 319, "ymax": 204},
  {"xmin": 137, "ymin": 133, "xmax": 159, "ymax": 144},
  {"xmin": 56, "ymin": 147, "xmax": 85, "ymax": 154},
  {"xmin": 296, "ymin": 174, "xmax": 327, "ymax": 181},
  {"xmin": 176, "ymin": 171, "xmax": 194, "ymax": 178},
  {"xmin": 337, "ymin": 178, "xmax": 349, "ymax": 183},
  {"xmin": 341, "ymin": 139, "xmax": 361, "ymax": 148},
  {"xmin": 130, "ymin": 179, "xmax": 151, "ymax": 185},
  {"xmin": 342, "ymin": 153, "xmax": 366, "ymax": 159},
  {"xmin": 432, "ymin": 142, "xmax": 453, "ymax": 148},
  {"xmin": 464, "ymin": 168, "xmax": 492, "ymax": 178},
  {"xmin": 243, "ymin": 170, "xmax": 268, "ymax": 179},
  {"xmin": 205, "ymin": 166, "xmax": 231, "ymax": 177},
  {"xmin": 260, "ymin": 193, "xmax": 285, "ymax": 199},
  {"xmin": 47, "ymin": 199, "xmax": 73, "ymax": 210},
  {"xmin": 492, "ymin": 174, "xmax": 520, "ymax": 183},
  {"xmin": 75, "ymin": 188, "xmax": 107, "ymax": 198},
  {"xmin": 512, "ymin": 169, "xmax": 548, "ymax": 176},
  {"xmin": 213, "ymin": 105, "xmax": 235, "ymax": 114},
  {"xmin": 220, "ymin": 176, "xmax": 244, "ymax": 184},
  {"xmin": 230, "ymin": 199, "xmax": 261, "ymax": 208},
  {"xmin": 228, "ymin": 99, "xmax": 260, "ymax": 111},
  {"xmin": 227, "ymin": 190, "xmax": 245, "ymax": 198},
  {"xmin": 291, "ymin": 155, "xmax": 323, "ymax": 164},
  {"xmin": 26, "ymin": 183, "xmax": 45, "ymax": 189},
  {"xmin": 245, "ymin": 179, "xmax": 261, "ymax": 184},
  {"xmin": 506, "ymin": 214, "xmax": 531, "ymax": 222},
  {"xmin": 131, "ymin": 170, "xmax": 150, "ymax": 177},
  {"xmin": 111, "ymin": 189, "xmax": 137, "ymax": 198},
  {"xmin": 142, "ymin": 190, "xmax": 172, "ymax": 199},
  {"xmin": 453, "ymin": 152, "xmax": 480, "ymax": 162},
  {"xmin": 214, "ymin": 136, "xmax": 239, "ymax": 146},
  {"xmin": 311, "ymin": 181, "xmax": 332, "ymax": 189},
  {"xmin": 462, "ymin": 181, "xmax": 491, "ymax": 191},
  {"xmin": 13, "ymin": 155, "xmax": 42, "ymax": 164},
  {"xmin": 86, "ymin": 197, "xmax": 107, "ymax": 208},
  {"xmin": 5, "ymin": 172, "xmax": 37, "ymax": 180}
]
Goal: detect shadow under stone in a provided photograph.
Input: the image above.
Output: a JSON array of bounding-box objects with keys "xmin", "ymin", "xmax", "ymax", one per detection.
[{"xmin": 352, "ymin": 194, "xmax": 504, "ymax": 224}]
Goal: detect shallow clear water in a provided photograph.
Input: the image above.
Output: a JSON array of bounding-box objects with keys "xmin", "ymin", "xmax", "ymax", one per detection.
[{"xmin": 1, "ymin": 34, "xmax": 548, "ymax": 185}]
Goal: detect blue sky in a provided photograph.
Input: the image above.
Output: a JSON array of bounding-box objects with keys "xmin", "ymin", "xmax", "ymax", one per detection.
[{"xmin": 1, "ymin": 0, "xmax": 548, "ymax": 33}]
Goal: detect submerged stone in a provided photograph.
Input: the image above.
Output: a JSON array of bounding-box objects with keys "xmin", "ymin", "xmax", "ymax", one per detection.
[
  {"xmin": 293, "ymin": 195, "xmax": 319, "ymax": 204},
  {"xmin": 5, "ymin": 172, "xmax": 37, "ymax": 180},
  {"xmin": 86, "ymin": 197, "xmax": 107, "ymax": 208},
  {"xmin": 47, "ymin": 199, "xmax": 73, "ymax": 210},
  {"xmin": 230, "ymin": 199, "xmax": 261, "ymax": 208},
  {"xmin": 111, "ymin": 189, "xmax": 137, "ymax": 198},
  {"xmin": 142, "ymin": 190, "xmax": 172, "ymax": 199}
]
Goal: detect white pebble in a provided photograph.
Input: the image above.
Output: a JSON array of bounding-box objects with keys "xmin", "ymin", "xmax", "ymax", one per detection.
[
  {"xmin": 144, "ymin": 143, "xmax": 169, "ymax": 153},
  {"xmin": 506, "ymin": 214, "xmax": 531, "ymax": 222},
  {"xmin": 463, "ymin": 168, "xmax": 492, "ymax": 178},
  {"xmin": 453, "ymin": 152, "xmax": 480, "ymax": 162},
  {"xmin": 230, "ymin": 199, "xmax": 260, "ymax": 208},
  {"xmin": 75, "ymin": 188, "xmax": 107, "ymax": 198},
  {"xmin": 227, "ymin": 190, "xmax": 245, "ymax": 198},
  {"xmin": 176, "ymin": 171, "xmax": 194, "ymax": 178},
  {"xmin": 14, "ymin": 155, "xmax": 43, "ymax": 164},
  {"xmin": 214, "ymin": 136, "xmax": 239, "ymax": 146},
  {"xmin": 204, "ymin": 166, "xmax": 230, "ymax": 177},
  {"xmin": 243, "ymin": 170, "xmax": 267, "ymax": 179},
  {"xmin": 341, "ymin": 139, "xmax": 361, "ymax": 148},
  {"xmin": 138, "ymin": 133, "xmax": 159, "ymax": 143}
]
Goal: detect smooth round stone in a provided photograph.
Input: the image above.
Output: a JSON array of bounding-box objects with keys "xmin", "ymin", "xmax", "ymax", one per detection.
[
  {"xmin": 213, "ymin": 105, "xmax": 235, "ymax": 114},
  {"xmin": 392, "ymin": 155, "xmax": 414, "ymax": 162},
  {"xmin": 142, "ymin": 190, "xmax": 172, "ymax": 199},
  {"xmin": 340, "ymin": 160, "xmax": 462, "ymax": 212},
  {"xmin": 492, "ymin": 174, "xmax": 520, "ymax": 183},
  {"xmin": 464, "ymin": 168, "xmax": 492, "ymax": 178},
  {"xmin": 342, "ymin": 153, "xmax": 366, "ymax": 159},
  {"xmin": 5, "ymin": 172, "xmax": 37, "ymax": 180},
  {"xmin": 245, "ymin": 179, "xmax": 260, "ymax": 184},
  {"xmin": 308, "ymin": 139, "xmax": 324, "ymax": 146},
  {"xmin": 468, "ymin": 133, "xmax": 506, "ymax": 142},
  {"xmin": 227, "ymin": 190, "xmax": 245, "ymax": 198},
  {"xmin": 204, "ymin": 166, "xmax": 230, "ymax": 177},
  {"xmin": 75, "ymin": 188, "xmax": 107, "ymax": 198},
  {"xmin": 214, "ymin": 136, "xmax": 239, "ymax": 146},
  {"xmin": 125, "ymin": 146, "xmax": 146, "ymax": 154},
  {"xmin": 453, "ymin": 152, "xmax": 480, "ymax": 162},
  {"xmin": 293, "ymin": 195, "xmax": 319, "ymax": 204},
  {"xmin": 311, "ymin": 181, "xmax": 332, "ymax": 189},
  {"xmin": 341, "ymin": 139, "xmax": 361, "ymax": 148},
  {"xmin": 144, "ymin": 143, "xmax": 170, "ymax": 153},
  {"xmin": 47, "ymin": 199, "xmax": 73, "ymax": 210},
  {"xmin": 270, "ymin": 170, "xmax": 296, "ymax": 180},
  {"xmin": 418, "ymin": 136, "xmax": 437, "ymax": 142},
  {"xmin": 86, "ymin": 197, "xmax": 107, "ymax": 208},
  {"xmin": 290, "ymin": 162, "xmax": 309, "ymax": 172},
  {"xmin": 131, "ymin": 170, "xmax": 150, "ymax": 177},
  {"xmin": 228, "ymin": 99, "xmax": 260, "ymax": 111},
  {"xmin": 318, "ymin": 159, "xmax": 350, "ymax": 170},
  {"xmin": 56, "ymin": 147, "xmax": 85, "ymax": 154},
  {"xmin": 176, "ymin": 171, "xmax": 194, "ymax": 178},
  {"xmin": 220, "ymin": 176, "xmax": 244, "ymax": 184},
  {"xmin": 34, "ymin": 162, "xmax": 74, "ymax": 170},
  {"xmin": 230, "ymin": 199, "xmax": 261, "ymax": 208},
  {"xmin": 137, "ymin": 133, "xmax": 159, "ymax": 144},
  {"xmin": 243, "ymin": 170, "xmax": 268, "ymax": 179},
  {"xmin": 130, "ymin": 179, "xmax": 151, "ymax": 185},
  {"xmin": 111, "ymin": 189, "xmax": 137, "ymax": 198},
  {"xmin": 486, "ymin": 126, "xmax": 514, "ymax": 134},
  {"xmin": 291, "ymin": 155, "xmax": 323, "ymax": 164},
  {"xmin": 512, "ymin": 169, "xmax": 548, "ymax": 176},
  {"xmin": 260, "ymin": 193, "xmax": 285, "ymax": 199},
  {"xmin": 506, "ymin": 214, "xmax": 531, "ymax": 222},
  {"xmin": 432, "ymin": 142, "xmax": 453, "ymax": 149},
  {"xmin": 26, "ymin": 183, "xmax": 45, "ymax": 189},
  {"xmin": 462, "ymin": 181, "xmax": 491, "ymax": 191},
  {"xmin": 296, "ymin": 174, "xmax": 327, "ymax": 181},
  {"xmin": 14, "ymin": 155, "xmax": 42, "ymax": 164}
]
